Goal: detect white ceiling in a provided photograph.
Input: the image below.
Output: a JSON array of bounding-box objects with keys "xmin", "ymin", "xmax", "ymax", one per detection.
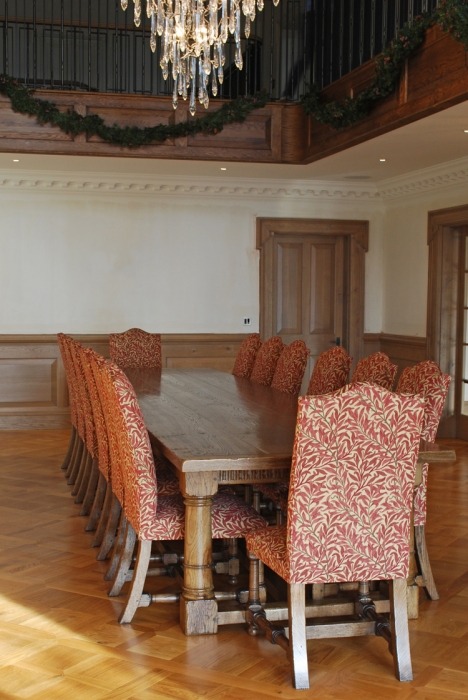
[{"xmin": 0, "ymin": 98, "xmax": 467, "ymax": 182}]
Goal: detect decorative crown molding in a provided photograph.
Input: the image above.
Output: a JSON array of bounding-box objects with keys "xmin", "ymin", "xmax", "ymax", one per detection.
[{"xmin": 377, "ymin": 155, "xmax": 468, "ymax": 200}]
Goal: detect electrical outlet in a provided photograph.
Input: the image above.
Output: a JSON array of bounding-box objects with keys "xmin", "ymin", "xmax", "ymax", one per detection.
[{"xmin": 243, "ymin": 318, "xmax": 251, "ymax": 326}]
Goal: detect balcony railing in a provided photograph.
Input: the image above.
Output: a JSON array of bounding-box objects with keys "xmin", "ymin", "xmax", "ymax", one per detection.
[{"xmin": 0, "ymin": 0, "xmax": 440, "ymax": 101}]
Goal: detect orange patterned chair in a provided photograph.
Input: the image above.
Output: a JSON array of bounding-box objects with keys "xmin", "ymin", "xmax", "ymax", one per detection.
[
  {"xmin": 96, "ymin": 359, "xmax": 268, "ymax": 622},
  {"xmin": 57, "ymin": 333, "xmax": 82, "ymax": 475},
  {"xmin": 232, "ymin": 333, "xmax": 262, "ymax": 379},
  {"xmin": 271, "ymin": 340, "xmax": 310, "ymax": 396},
  {"xmin": 250, "ymin": 336, "xmax": 284, "ymax": 386},
  {"xmin": 307, "ymin": 345, "xmax": 352, "ymax": 395},
  {"xmin": 245, "ymin": 383, "xmax": 425, "ymax": 689},
  {"xmin": 397, "ymin": 360, "xmax": 451, "ymax": 601},
  {"xmin": 109, "ymin": 328, "xmax": 162, "ymax": 369},
  {"xmin": 351, "ymin": 351, "xmax": 398, "ymax": 390}
]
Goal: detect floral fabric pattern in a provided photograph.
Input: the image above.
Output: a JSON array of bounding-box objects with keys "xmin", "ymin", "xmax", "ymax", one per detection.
[
  {"xmin": 351, "ymin": 351, "xmax": 398, "ymax": 391},
  {"xmin": 156, "ymin": 468, "xmax": 180, "ymax": 497},
  {"xmin": 57, "ymin": 334, "xmax": 78, "ymax": 430},
  {"xmin": 271, "ymin": 340, "xmax": 310, "ymax": 396},
  {"xmin": 69, "ymin": 339, "xmax": 99, "ymax": 459},
  {"xmin": 397, "ymin": 360, "xmax": 451, "ymax": 526},
  {"xmin": 250, "ymin": 336, "xmax": 285, "ymax": 387},
  {"xmin": 248, "ymin": 384, "xmax": 424, "ymax": 584},
  {"xmin": 232, "ymin": 334, "xmax": 262, "ymax": 379},
  {"xmin": 80, "ymin": 346, "xmax": 111, "ymax": 480},
  {"xmin": 211, "ymin": 491, "xmax": 268, "ymax": 537},
  {"xmin": 109, "ymin": 328, "xmax": 162, "ymax": 369},
  {"xmin": 307, "ymin": 346, "xmax": 352, "ymax": 396},
  {"xmin": 254, "ymin": 481, "xmax": 289, "ymax": 511}
]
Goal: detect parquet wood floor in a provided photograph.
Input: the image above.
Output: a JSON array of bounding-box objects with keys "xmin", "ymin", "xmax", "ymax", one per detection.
[{"xmin": 0, "ymin": 431, "xmax": 467, "ymax": 699}]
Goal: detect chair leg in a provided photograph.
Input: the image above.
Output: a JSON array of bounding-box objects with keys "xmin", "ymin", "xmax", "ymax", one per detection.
[
  {"xmin": 96, "ymin": 494, "xmax": 121, "ymax": 561},
  {"xmin": 275, "ymin": 503, "xmax": 283, "ymax": 526},
  {"xmin": 70, "ymin": 445, "xmax": 88, "ymax": 490},
  {"xmin": 61, "ymin": 426, "xmax": 76, "ymax": 470},
  {"xmin": 92, "ymin": 482, "xmax": 113, "ymax": 547},
  {"xmin": 247, "ymin": 550, "xmax": 262, "ymax": 636},
  {"xmin": 74, "ymin": 451, "xmax": 93, "ymax": 503},
  {"xmin": 389, "ymin": 578, "xmax": 413, "ymax": 682},
  {"xmin": 66, "ymin": 437, "xmax": 83, "ymax": 481},
  {"xmin": 108, "ymin": 520, "xmax": 137, "ymax": 596},
  {"xmin": 80, "ymin": 459, "xmax": 99, "ymax": 516},
  {"xmin": 415, "ymin": 524, "xmax": 439, "ymax": 601},
  {"xmin": 105, "ymin": 512, "xmax": 128, "ymax": 581},
  {"xmin": 119, "ymin": 537, "xmax": 152, "ymax": 624},
  {"xmin": 288, "ymin": 583, "xmax": 309, "ymax": 690},
  {"xmin": 86, "ymin": 472, "xmax": 107, "ymax": 532}
]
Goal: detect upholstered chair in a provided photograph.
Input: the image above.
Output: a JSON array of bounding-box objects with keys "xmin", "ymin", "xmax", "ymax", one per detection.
[
  {"xmin": 109, "ymin": 328, "xmax": 162, "ymax": 369},
  {"xmin": 99, "ymin": 360, "xmax": 268, "ymax": 623},
  {"xmin": 351, "ymin": 351, "xmax": 398, "ymax": 390},
  {"xmin": 250, "ymin": 336, "xmax": 285, "ymax": 386},
  {"xmin": 397, "ymin": 360, "xmax": 451, "ymax": 600},
  {"xmin": 245, "ymin": 383, "xmax": 425, "ymax": 689},
  {"xmin": 57, "ymin": 333, "xmax": 80, "ymax": 473},
  {"xmin": 307, "ymin": 345, "xmax": 352, "ymax": 395},
  {"xmin": 232, "ymin": 333, "xmax": 262, "ymax": 379},
  {"xmin": 271, "ymin": 340, "xmax": 310, "ymax": 396},
  {"xmin": 57, "ymin": 333, "xmax": 86, "ymax": 484}
]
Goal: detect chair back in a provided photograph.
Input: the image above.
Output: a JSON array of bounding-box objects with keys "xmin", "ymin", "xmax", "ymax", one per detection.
[
  {"xmin": 397, "ymin": 360, "xmax": 451, "ymax": 441},
  {"xmin": 286, "ymin": 383, "xmax": 424, "ymax": 584},
  {"xmin": 80, "ymin": 346, "xmax": 111, "ymax": 481},
  {"xmin": 109, "ymin": 328, "xmax": 162, "ymax": 369},
  {"xmin": 57, "ymin": 333, "xmax": 80, "ymax": 433},
  {"xmin": 307, "ymin": 346, "xmax": 352, "ymax": 396},
  {"xmin": 351, "ymin": 351, "xmax": 398, "ymax": 391},
  {"xmin": 68, "ymin": 338, "xmax": 98, "ymax": 460},
  {"xmin": 271, "ymin": 340, "xmax": 310, "ymax": 396},
  {"xmin": 232, "ymin": 333, "xmax": 262, "ymax": 379},
  {"xmin": 250, "ymin": 336, "xmax": 284, "ymax": 386}
]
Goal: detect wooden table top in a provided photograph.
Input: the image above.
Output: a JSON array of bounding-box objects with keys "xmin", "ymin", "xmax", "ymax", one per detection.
[{"xmin": 127, "ymin": 367, "xmax": 456, "ymax": 473}]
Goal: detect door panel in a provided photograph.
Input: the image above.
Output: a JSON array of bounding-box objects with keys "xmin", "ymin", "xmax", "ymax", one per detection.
[
  {"xmin": 310, "ymin": 243, "xmax": 336, "ymax": 334},
  {"xmin": 276, "ymin": 242, "xmax": 303, "ymax": 334}
]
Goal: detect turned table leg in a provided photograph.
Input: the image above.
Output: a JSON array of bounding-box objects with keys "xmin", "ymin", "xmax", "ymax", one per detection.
[{"xmin": 180, "ymin": 471, "xmax": 219, "ymax": 636}]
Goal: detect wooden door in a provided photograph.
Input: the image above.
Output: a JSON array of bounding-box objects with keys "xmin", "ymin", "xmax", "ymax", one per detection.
[
  {"xmin": 272, "ymin": 234, "xmax": 346, "ymax": 388},
  {"xmin": 455, "ymin": 229, "xmax": 468, "ymax": 439}
]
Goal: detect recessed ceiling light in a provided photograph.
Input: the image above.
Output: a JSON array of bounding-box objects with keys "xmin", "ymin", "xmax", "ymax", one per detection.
[
  {"xmin": 220, "ymin": 167, "xmax": 227, "ymax": 171},
  {"xmin": 464, "ymin": 129, "xmax": 468, "ymax": 133},
  {"xmin": 13, "ymin": 159, "xmax": 19, "ymax": 162},
  {"xmin": 379, "ymin": 158, "xmax": 386, "ymax": 162}
]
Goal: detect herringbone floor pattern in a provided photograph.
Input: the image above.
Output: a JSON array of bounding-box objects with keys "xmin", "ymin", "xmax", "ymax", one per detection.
[{"xmin": 0, "ymin": 430, "xmax": 467, "ymax": 699}]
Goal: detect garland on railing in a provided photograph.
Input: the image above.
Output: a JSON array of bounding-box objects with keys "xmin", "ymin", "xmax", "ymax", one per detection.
[
  {"xmin": 0, "ymin": 0, "xmax": 467, "ymax": 144},
  {"xmin": 0, "ymin": 75, "xmax": 268, "ymax": 147},
  {"xmin": 300, "ymin": 0, "xmax": 468, "ymax": 129}
]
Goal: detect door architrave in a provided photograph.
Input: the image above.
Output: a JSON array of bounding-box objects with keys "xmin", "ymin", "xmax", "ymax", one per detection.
[
  {"xmin": 257, "ymin": 217, "xmax": 369, "ymax": 366},
  {"xmin": 427, "ymin": 204, "xmax": 468, "ymax": 437}
]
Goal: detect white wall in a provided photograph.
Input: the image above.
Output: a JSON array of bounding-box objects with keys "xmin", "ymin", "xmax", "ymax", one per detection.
[
  {"xmin": 382, "ymin": 178, "xmax": 468, "ymax": 337},
  {"xmin": 0, "ymin": 168, "xmax": 384, "ymax": 334}
]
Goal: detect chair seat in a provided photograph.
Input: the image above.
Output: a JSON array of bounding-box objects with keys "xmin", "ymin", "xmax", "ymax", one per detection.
[
  {"xmin": 246, "ymin": 525, "xmax": 289, "ymax": 581},
  {"xmin": 143, "ymin": 492, "xmax": 268, "ymax": 541},
  {"xmin": 155, "ymin": 468, "xmax": 180, "ymax": 497},
  {"xmin": 254, "ymin": 481, "xmax": 289, "ymax": 511}
]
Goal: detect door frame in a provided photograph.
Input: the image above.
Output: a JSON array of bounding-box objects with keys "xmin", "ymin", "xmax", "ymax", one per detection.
[
  {"xmin": 427, "ymin": 204, "xmax": 468, "ymax": 437},
  {"xmin": 257, "ymin": 217, "xmax": 369, "ymax": 365}
]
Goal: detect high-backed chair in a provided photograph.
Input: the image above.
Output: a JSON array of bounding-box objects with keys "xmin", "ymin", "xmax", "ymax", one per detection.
[
  {"xmin": 232, "ymin": 333, "xmax": 262, "ymax": 379},
  {"xmin": 57, "ymin": 333, "xmax": 82, "ymax": 475},
  {"xmin": 307, "ymin": 345, "xmax": 352, "ymax": 395},
  {"xmin": 98, "ymin": 359, "xmax": 268, "ymax": 623},
  {"xmin": 397, "ymin": 360, "xmax": 451, "ymax": 600},
  {"xmin": 271, "ymin": 340, "xmax": 310, "ymax": 396},
  {"xmin": 250, "ymin": 336, "xmax": 284, "ymax": 387},
  {"xmin": 57, "ymin": 333, "xmax": 86, "ymax": 485},
  {"xmin": 351, "ymin": 351, "xmax": 398, "ymax": 390},
  {"xmin": 109, "ymin": 328, "xmax": 162, "ymax": 369},
  {"xmin": 245, "ymin": 383, "xmax": 424, "ymax": 689}
]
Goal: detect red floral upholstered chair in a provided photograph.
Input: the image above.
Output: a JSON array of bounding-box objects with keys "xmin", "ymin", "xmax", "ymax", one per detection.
[
  {"xmin": 245, "ymin": 383, "xmax": 424, "ymax": 690},
  {"xmin": 307, "ymin": 346, "xmax": 352, "ymax": 395},
  {"xmin": 57, "ymin": 333, "xmax": 82, "ymax": 476},
  {"xmin": 271, "ymin": 340, "xmax": 310, "ymax": 396},
  {"xmin": 99, "ymin": 360, "xmax": 268, "ymax": 623},
  {"xmin": 250, "ymin": 336, "xmax": 285, "ymax": 386},
  {"xmin": 351, "ymin": 351, "xmax": 398, "ymax": 390},
  {"xmin": 397, "ymin": 360, "xmax": 451, "ymax": 601},
  {"xmin": 109, "ymin": 328, "xmax": 162, "ymax": 369},
  {"xmin": 232, "ymin": 333, "xmax": 262, "ymax": 379}
]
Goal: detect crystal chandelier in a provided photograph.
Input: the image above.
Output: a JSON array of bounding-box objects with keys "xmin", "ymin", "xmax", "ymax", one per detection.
[{"xmin": 120, "ymin": 0, "xmax": 279, "ymax": 114}]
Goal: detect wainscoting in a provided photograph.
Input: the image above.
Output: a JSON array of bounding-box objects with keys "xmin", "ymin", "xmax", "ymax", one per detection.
[
  {"xmin": 363, "ymin": 333, "xmax": 427, "ymax": 382},
  {"xmin": 0, "ymin": 334, "xmax": 247, "ymax": 429}
]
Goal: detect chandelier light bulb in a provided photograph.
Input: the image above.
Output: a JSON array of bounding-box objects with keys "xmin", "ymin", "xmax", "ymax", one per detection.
[{"xmin": 121, "ymin": 0, "xmax": 279, "ymax": 113}]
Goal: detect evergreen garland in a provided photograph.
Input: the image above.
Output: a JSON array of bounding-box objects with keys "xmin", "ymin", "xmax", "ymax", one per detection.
[
  {"xmin": 0, "ymin": 75, "xmax": 268, "ymax": 148},
  {"xmin": 0, "ymin": 0, "xmax": 467, "ymax": 144},
  {"xmin": 301, "ymin": 0, "xmax": 468, "ymax": 130}
]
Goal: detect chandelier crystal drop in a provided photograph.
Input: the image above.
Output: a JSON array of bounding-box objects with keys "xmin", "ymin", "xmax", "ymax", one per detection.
[{"xmin": 121, "ymin": 0, "xmax": 279, "ymax": 113}]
